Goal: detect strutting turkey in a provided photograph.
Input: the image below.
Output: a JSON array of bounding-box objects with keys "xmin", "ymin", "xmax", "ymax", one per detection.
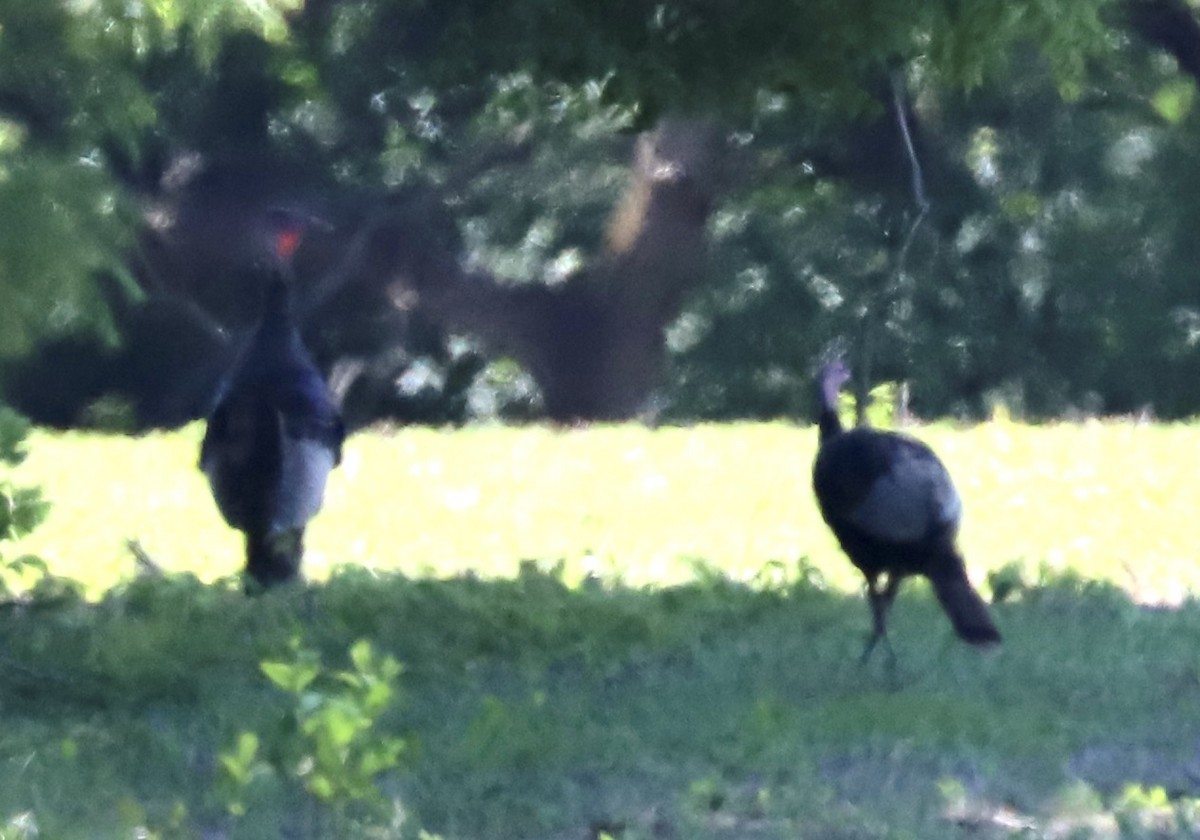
[
  {"xmin": 200, "ymin": 211, "xmax": 344, "ymax": 589},
  {"xmin": 811, "ymin": 359, "xmax": 1000, "ymax": 663}
]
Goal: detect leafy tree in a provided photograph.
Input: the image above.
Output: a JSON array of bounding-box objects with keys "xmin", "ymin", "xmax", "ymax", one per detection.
[
  {"xmin": 12, "ymin": 0, "xmax": 1189, "ymax": 425},
  {"xmin": 668, "ymin": 1, "xmax": 1200, "ymax": 420}
]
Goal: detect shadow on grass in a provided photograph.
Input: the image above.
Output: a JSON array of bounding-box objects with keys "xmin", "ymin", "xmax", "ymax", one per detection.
[{"xmin": 1, "ymin": 561, "xmax": 1199, "ymax": 838}]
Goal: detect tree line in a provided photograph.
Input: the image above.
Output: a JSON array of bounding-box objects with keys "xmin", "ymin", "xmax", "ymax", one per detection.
[{"xmin": 3, "ymin": 0, "xmax": 1200, "ymax": 427}]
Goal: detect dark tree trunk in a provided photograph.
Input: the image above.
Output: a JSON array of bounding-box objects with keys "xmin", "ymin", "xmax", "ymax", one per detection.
[{"xmin": 380, "ymin": 119, "xmax": 725, "ymax": 422}]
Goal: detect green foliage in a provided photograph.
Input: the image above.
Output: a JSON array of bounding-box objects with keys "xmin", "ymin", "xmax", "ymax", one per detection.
[
  {"xmin": 0, "ymin": 0, "xmax": 323, "ymax": 359},
  {"xmin": 0, "ymin": 407, "xmax": 48, "ymax": 547},
  {"xmin": 1153, "ymin": 78, "xmax": 1196, "ymax": 124},
  {"xmin": 922, "ymin": 0, "xmax": 1109, "ymax": 97},
  {"xmin": 1115, "ymin": 785, "xmax": 1200, "ymax": 836},
  {"xmin": 0, "ymin": 0, "xmax": 1127, "ymax": 413},
  {"xmin": 0, "ymin": 813, "xmax": 38, "ymax": 840},
  {"xmin": 667, "ymin": 22, "xmax": 1200, "ymax": 421},
  {"xmin": 220, "ymin": 637, "xmax": 409, "ymax": 824},
  {"xmin": 141, "ymin": 0, "xmax": 305, "ymax": 53},
  {"xmin": 0, "ymin": 153, "xmax": 131, "ymax": 356},
  {"xmin": 390, "ymin": 0, "xmax": 1112, "ymax": 120},
  {"xmin": 0, "ymin": 2, "xmax": 140, "ymax": 355},
  {"xmin": 0, "ymin": 406, "xmax": 33, "ymax": 468},
  {"xmin": 0, "ymin": 406, "xmax": 50, "ymax": 599},
  {"xmin": 216, "ymin": 731, "xmax": 263, "ymax": 816},
  {"xmin": 0, "ymin": 488, "xmax": 47, "ymax": 546},
  {"xmin": 985, "ymin": 560, "xmax": 1027, "ymax": 605},
  {"xmin": 458, "ymin": 74, "xmax": 634, "ymax": 283},
  {"xmin": 836, "ymin": 381, "xmax": 902, "ymax": 428}
]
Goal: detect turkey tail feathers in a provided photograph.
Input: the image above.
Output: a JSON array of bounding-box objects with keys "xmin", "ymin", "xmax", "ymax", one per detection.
[{"xmin": 929, "ymin": 568, "xmax": 1001, "ymax": 645}]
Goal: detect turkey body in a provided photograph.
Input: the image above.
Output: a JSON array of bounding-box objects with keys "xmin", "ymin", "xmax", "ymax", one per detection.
[
  {"xmin": 201, "ymin": 277, "xmax": 344, "ymax": 587},
  {"xmin": 812, "ymin": 362, "xmax": 999, "ymax": 661}
]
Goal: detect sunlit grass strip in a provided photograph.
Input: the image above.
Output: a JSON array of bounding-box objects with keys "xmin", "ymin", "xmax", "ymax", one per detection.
[{"xmin": 12, "ymin": 421, "xmax": 1200, "ymax": 601}]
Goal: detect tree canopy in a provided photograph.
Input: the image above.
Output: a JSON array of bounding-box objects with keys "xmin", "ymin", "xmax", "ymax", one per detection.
[{"xmin": 11, "ymin": 0, "xmax": 1200, "ymax": 425}]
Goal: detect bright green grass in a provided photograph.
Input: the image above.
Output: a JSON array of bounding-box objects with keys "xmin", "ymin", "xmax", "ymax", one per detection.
[
  {"xmin": 2, "ymin": 421, "xmax": 1199, "ymax": 839},
  {"xmin": 14, "ymin": 420, "xmax": 1200, "ymax": 599}
]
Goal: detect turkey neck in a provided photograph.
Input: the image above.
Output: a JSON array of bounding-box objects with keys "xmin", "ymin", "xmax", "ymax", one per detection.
[
  {"xmin": 259, "ymin": 277, "xmax": 294, "ymax": 330},
  {"xmin": 817, "ymin": 379, "xmax": 844, "ymax": 443},
  {"xmin": 254, "ymin": 278, "xmax": 303, "ymax": 349}
]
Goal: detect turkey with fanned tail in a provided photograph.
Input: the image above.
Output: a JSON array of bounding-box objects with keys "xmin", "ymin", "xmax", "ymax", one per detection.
[
  {"xmin": 200, "ymin": 210, "xmax": 344, "ymax": 589},
  {"xmin": 811, "ymin": 359, "xmax": 1000, "ymax": 663}
]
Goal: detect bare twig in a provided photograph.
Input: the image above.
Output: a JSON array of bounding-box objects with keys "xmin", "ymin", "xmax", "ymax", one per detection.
[
  {"xmin": 127, "ymin": 538, "xmax": 164, "ymax": 577},
  {"xmin": 299, "ymin": 204, "xmax": 402, "ymax": 320},
  {"xmin": 891, "ymin": 69, "xmax": 930, "ymax": 277}
]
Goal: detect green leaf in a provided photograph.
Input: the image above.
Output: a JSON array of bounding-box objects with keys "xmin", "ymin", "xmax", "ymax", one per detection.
[
  {"xmin": 217, "ymin": 731, "xmax": 259, "ymax": 786},
  {"xmin": 1153, "ymin": 79, "xmax": 1195, "ymax": 124},
  {"xmin": 361, "ymin": 679, "xmax": 394, "ymax": 715},
  {"xmin": 349, "ymin": 638, "xmax": 374, "ymax": 673},
  {"xmin": 306, "ymin": 773, "xmax": 336, "ymax": 802},
  {"xmin": 0, "ymin": 407, "xmax": 32, "ymax": 467},
  {"xmin": 9, "ymin": 488, "xmax": 49, "ymax": 537},
  {"xmin": 234, "ymin": 731, "xmax": 258, "ymax": 765},
  {"xmin": 319, "ymin": 701, "xmax": 365, "ymax": 748},
  {"xmin": 261, "ymin": 660, "xmax": 318, "ymax": 694},
  {"xmin": 359, "ymin": 738, "xmax": 406, "ymax": 776},
  {"xmin": 219, "ymin": 755, "xmax": 247, "ymax": 784}
]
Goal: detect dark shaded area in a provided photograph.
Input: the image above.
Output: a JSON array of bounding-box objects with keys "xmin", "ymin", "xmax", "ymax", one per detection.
[
  {"xmin": 5, "ymin": 112, "xmax": 723, "ymax": 428},
  {"xmin": 1125, "ymin": 0, "xmax": 1200, "ymax": 84}
]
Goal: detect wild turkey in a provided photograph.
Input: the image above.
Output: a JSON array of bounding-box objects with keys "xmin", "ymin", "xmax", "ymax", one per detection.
[
  {"xmin": 812, "ymin": 359, "xmax": 1000, "ymax": 662},
  {"xmin": 200, "ymin": 212, "xmax": 344, "ymax": 588}
]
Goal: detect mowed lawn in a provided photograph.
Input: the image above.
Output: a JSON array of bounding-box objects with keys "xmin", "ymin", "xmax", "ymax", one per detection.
[
  {"xmin": 15, "ymin": 420, "xmax": 1200, "ymax": 600},
  {"xmin": 3, "ymin": 421, "xmax": 1200, "ymax": 839}
]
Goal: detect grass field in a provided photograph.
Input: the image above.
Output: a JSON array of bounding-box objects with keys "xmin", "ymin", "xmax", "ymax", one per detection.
[
  {"xmin": 2, "ymin": 421, "xmax": 1200, "ymax": 838},
  {"xmin": 17, "ymin": 420, "xmax": 1200, "ymax": 600}
]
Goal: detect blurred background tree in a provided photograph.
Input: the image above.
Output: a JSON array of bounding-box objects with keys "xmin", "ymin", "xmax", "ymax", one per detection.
[{"xmin": 10, "ymin": 0, "xmax": 1200, "ymax": 427}]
